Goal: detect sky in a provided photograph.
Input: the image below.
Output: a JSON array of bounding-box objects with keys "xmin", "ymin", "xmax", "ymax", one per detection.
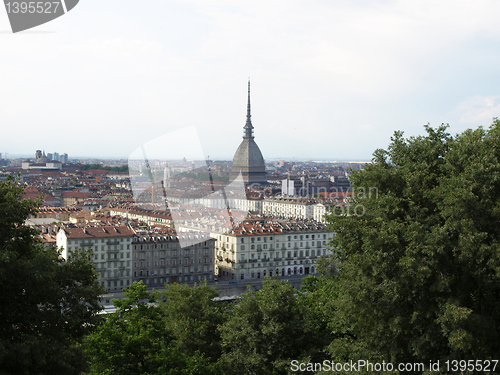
[{"xmin": 1, "ymin": 0, "xmax": 500, "ymax": 161}]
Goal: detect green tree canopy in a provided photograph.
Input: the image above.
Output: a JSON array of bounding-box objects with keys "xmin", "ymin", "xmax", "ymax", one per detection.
[
  {"xmin": 218, "ymin": 279, "xmax": 319, "ymax": 375},
  {"xmin": 0, "ymin": 177, "xmax": 104, "ymax": 374},
  {"xmin": 85, "ymin": 282, "xmax": 174, "ymax": 375},
  {"xmin": 158, "ymin": 281, "xmax": 226, "ymax": 363},
  {"xmin": 85, "ymin": 281, "xmax": 220, "ymax": 375},
  {"xmin": 325, "ymin": 122, "xmax": 500, "ymax": 371}
]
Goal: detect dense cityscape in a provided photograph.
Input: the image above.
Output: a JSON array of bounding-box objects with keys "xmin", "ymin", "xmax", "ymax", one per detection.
[
  {"xmin": 3, "ymin": 84, "xmax": 500, "ymax": 374},
  {"xmin": 0, "ymin": 127, "xmax": 363, "ymax": 304}
]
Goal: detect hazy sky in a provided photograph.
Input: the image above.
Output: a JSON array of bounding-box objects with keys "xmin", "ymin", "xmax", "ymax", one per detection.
[{"xmin": 1, "ymin": 0, "xmax": 500, "ymax": 161}]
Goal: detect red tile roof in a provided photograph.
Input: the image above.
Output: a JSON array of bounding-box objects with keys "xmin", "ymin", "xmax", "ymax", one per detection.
[{"xmin": 62, "ymin": 225, "xmax": 135, "ymax": 239}]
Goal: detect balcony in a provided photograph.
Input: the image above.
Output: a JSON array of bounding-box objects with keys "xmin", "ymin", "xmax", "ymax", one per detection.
[{"xmin": 107, "ymin": 240, "xmax": 120, "ymax": 246}]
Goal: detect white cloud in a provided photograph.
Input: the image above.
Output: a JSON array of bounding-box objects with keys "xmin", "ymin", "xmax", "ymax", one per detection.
[{"xmin": 457, "ymin": 96, "xmax": 500, "ymax": 126}]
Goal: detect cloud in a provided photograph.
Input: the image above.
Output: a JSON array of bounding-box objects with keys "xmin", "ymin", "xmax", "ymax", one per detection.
[{"xmin": 457, "ymin": 96, "xmax": 500, "ymax": 126}]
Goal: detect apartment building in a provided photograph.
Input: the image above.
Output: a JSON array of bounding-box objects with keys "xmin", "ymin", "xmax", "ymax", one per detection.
[
  {"xmin": 214, "ymin": 219, "xmax": 334, "ymax": 280},
  {"xmin": 132, "ymin": 231, "xmax": 216, "ymax": 287},
  {"xmin": 56, "ymin": 225, "xmax": 135, "ymax": 291},
  {"xmin": 262, "ymin": 197, "xmax": 316, "ymax": 220}
]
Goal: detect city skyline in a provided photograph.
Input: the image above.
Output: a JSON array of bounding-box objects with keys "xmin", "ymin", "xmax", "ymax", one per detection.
[{"xmin": 2, "ymin": 1, "xmax": 500, "ymax": 160}]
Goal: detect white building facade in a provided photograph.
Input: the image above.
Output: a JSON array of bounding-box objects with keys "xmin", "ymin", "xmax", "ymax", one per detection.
[
  {"xmin": 214, "ymin": 220, "xmax": 334, "ymax": 280},
  {"xmin": 56, "ymin": 225, "xmax": 135, "ymax": 292},
  {"xmin": 262, "ymin": 197, "xmax": 316, "ymax": 220}
]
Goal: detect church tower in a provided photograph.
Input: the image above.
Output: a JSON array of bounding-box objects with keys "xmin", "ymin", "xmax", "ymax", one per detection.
[{"xmin": 230, "ymin": 81, "xmax": 267, "ymax": 186}]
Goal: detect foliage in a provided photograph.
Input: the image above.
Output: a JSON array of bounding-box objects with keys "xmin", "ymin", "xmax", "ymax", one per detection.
[
  {"xmin": 158, "ymin": 281, "xmax": 226, "ymax": 363},
  {"xmin": 79, "ymin": 163, "xmax": 128, "ymax": 172},
  {"xmin": 0, "ymin": 176, "xmax": 105, "ymax": 374},
  {"xmin": 84, "ymin": 282, "xmax": 220, "ymax": 375},
  {"xmin": 325, "ymin": 122, "xmax": 500, "ymax": 371},
  {"xmin": 218, "ymin": 279, "xmax": 320, "ymax": 375},
  {"xmin": 85, "ymin": 282, "xmax": 170, "ymax": 375}
]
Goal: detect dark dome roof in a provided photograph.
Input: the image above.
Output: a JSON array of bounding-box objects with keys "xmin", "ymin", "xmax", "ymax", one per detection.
[{"xmin": 232, "ymin": 138, "xmax": 265, "ymax": 169}]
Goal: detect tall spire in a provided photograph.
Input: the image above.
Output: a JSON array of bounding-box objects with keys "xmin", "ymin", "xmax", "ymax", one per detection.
[{"xmin": 244, "ymin": 79, "xmax": 254, "ymax": 139}]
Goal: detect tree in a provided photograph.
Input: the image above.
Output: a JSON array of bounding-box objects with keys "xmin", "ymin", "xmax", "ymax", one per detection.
[
  {"xmin": 218, "ymin": 279, "xmax": 316, "ymax": 375},
  {"xmin": 325, "ymin": 122, "xmax": 500, "ymax": 371},
  {"xmin": 85, "ymin": 282, "xmax": 171, "ymax": 375},
  {"xmin": 0, "ymin": 177, "xmax": 105, "ymax": 374},
  {"xmin": 158, "ymin": 281, "xmax": 226, "ymax": 363},
  {"xmin": 85, "ymin": 282, "xmax": 217, "ymax": 375}
]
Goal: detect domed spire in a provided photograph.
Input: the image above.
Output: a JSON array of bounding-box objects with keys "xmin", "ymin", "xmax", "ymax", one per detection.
[
  {"xmin": 243, "ymin": 79, "xmax": 254, "ymax": 139},
  {"xmin": 230, "ymin": 79, "xmax": 267, "ymax": 186}
]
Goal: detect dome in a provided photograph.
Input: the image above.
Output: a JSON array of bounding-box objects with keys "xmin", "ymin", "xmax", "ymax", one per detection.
[
  {"xmin": 232, "ymin": 138, "xmax": 265, "ymax": 170},
  {"xmin": 230, "ymin": 81, "xmax": 267, "ymax": 186}
]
